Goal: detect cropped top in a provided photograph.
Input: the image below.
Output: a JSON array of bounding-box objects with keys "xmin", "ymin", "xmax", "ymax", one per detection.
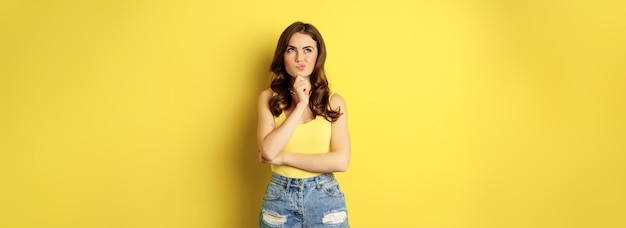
[{"xmin": 271, "ymin": 109, "xmax": 332, "ymax": 178}]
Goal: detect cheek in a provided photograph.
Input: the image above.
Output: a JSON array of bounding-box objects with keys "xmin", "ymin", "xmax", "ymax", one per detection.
[
  {"xmin": 307, "ymin": 55, "xmax": 317, "ymax": 65},
  {"xmin": 283, "ymin": 56, "xmax": 294, "ymax": 68}
]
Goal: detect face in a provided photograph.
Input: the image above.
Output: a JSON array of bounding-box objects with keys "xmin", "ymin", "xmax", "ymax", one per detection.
[{"xmin": 283, "ymin": 32, "xmax": 318, "ymax": 78}]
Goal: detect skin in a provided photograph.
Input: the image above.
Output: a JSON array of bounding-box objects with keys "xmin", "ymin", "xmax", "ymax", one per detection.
[{"xmin": 256, "ymin": 32, "xmax": 351, "ymax": 173}]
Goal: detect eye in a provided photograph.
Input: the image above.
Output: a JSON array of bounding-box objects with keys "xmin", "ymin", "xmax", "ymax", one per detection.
[
  {"xmin": 286, "ymin": 47, "xmax": 295, "ymax": 53},
  {"xmin": 304, "ymin": 48, "xmax": 312, "ymax": 53}
]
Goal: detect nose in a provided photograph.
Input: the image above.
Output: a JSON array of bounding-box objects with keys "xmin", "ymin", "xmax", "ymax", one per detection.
[{"xmin": 296, "ymin": 51, "xmax": 303, "ymax": 63}]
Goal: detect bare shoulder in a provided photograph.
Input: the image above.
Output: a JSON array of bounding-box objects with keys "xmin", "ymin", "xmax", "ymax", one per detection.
[
  {"xmin": 330, "ymin": 93, "xmax": 347, "ymax": 110},
  {"xmin": 258, "ymin": 89, "xmax": 274, "ymax": 103}
]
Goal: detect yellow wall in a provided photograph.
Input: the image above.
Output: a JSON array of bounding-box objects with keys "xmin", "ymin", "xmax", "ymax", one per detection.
[{"xmin": 1, "ymin": 0, "xmax": 625, "ymax": 227}]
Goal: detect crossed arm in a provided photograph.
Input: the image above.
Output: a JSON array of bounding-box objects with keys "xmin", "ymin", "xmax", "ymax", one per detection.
[{"xmin": 256, "ymin": 89, "xmax": 351, "ymax": 173}]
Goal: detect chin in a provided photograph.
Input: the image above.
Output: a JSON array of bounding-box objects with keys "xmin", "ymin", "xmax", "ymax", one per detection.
[{"xmin": 288, "ymin": 72, "xmax": 312, "ymax": 77}]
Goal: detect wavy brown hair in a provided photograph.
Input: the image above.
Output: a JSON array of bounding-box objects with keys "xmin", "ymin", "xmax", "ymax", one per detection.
[{"xmin": 268, "ymin": 22, "xmax": 342, "ymax": 122}]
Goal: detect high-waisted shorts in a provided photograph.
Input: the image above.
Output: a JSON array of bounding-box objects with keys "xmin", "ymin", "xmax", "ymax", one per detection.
[{"xmin": 259, "ymin": 173, "xmax": 349, "ymax": 227}]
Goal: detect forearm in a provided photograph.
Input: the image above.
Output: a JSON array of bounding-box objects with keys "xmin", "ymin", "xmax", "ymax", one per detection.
[
  {"xmin": 282, "ymin": 151, "xmax": 350, "ymax": 173},
  {"xmin": 259, "ymin": 104, "xmax": 307, "ymax": 159}
]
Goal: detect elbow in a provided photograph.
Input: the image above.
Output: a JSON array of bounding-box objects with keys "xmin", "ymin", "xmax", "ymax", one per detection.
[
  {"xmin": 258, "ymin": 145, "xmax": 278, "ymax": 161},
  {"xmin": 335, "ymin": 164, "xmax": 349, "ymax": 172},
  {"xmin": 333, "ymin": 154, "xmax": 350, "ymax": 172}
]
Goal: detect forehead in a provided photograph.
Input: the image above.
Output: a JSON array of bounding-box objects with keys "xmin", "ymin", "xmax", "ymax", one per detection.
[{"xmin": 288, "ymin": 32, "xmax": 317, "ymax": 47}]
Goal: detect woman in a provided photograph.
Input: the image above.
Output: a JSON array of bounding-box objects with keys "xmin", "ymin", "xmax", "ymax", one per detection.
[{"xmin": 257, "ymin": 22, "xmax": 351, "ymax": 227}]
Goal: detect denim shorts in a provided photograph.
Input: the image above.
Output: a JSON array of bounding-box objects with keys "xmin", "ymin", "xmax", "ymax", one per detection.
[{"xmin": 259, "ymin": 173, "xmax": 349, "ymax": 227}]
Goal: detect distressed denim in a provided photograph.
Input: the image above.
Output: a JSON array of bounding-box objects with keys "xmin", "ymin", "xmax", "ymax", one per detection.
[{"xmin": 259, "ymin": 173, "xmax": 349, "ymax": 228}]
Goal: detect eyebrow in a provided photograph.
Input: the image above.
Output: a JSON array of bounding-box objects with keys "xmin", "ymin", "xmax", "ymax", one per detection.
[{"xmin": 287, "ymin": 45, "xmax": 315, "ymax": 49}]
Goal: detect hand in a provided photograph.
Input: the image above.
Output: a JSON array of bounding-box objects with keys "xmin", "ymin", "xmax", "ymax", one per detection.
[{"xmin": 292, "ymin": 75, "xmax": 311, "ymax": 105}]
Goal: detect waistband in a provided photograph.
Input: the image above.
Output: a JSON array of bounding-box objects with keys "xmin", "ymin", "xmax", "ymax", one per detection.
[{"xmin": 270, "ymin": 172, "xmax": 336, "ymax": 189}]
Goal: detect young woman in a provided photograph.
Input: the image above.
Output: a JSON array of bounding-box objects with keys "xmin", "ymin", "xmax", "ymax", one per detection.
[{"xmin": 257, "ymin": 22, "xmax": 351, "ymax": 227}]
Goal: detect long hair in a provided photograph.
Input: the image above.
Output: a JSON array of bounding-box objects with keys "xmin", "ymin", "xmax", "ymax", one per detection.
[{"xmin": 268, "ymin": 22, "xmax": 342, "ymax": 122}]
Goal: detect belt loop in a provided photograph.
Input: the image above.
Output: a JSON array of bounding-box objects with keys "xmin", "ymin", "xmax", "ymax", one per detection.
[
  {"xmin": 315, "ymin": 175, "xmax": 321, "ymax": 189},
  {"xmin": 285, "ymin": 177, "xmax": 290, "ymax": 191}
]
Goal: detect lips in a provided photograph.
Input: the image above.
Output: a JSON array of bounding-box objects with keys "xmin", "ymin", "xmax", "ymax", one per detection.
[{"xmin": 296, "ymin": 64, "xmax": 306, "ymax": 70}]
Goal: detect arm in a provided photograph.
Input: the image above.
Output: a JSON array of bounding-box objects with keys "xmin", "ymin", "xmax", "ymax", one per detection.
[
  {"xmin": 256, "ymin": 89, "xmax": 308, "ymax": 161},
  {"xmin": 272, "ymin": 94, "xmax": 351, "ymax": 172}
]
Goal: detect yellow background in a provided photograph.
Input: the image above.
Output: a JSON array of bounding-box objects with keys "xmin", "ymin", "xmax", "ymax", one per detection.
[{"xmin": 1, "ymin": 0, "xmax": 625, "ymax": 227}]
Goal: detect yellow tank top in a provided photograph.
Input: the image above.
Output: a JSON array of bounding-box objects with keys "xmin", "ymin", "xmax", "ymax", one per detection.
[{"xmin": 271, "ymin": 111, "xmax": 332, "ymax": 178}]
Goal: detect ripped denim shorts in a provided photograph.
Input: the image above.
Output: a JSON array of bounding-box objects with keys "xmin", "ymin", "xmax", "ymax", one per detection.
[{"xmin": 259, "ymin": 173, "xmax": 349, "ymax": 228}]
